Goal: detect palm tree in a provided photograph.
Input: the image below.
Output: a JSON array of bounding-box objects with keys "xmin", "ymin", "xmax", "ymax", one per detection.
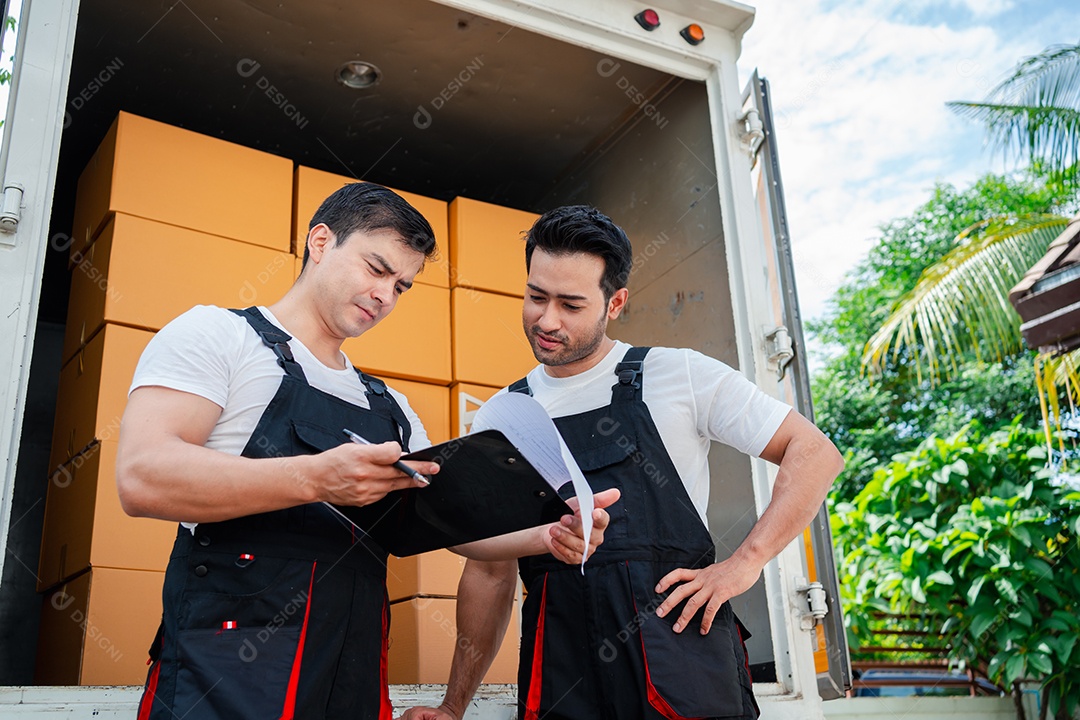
[
  {"xmin": 861, "ymin": 213, "xmax": 1069, "ymax": 383},
  {"xmin": 948, "ymin": 42, "xmax": 1080, "ymax": 187},
  {"xmin": 862, "ymin": 42, "xmax": 1080, "ymax": 436}
]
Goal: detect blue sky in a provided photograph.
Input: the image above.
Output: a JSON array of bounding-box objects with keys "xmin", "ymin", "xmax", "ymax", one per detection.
[{"xmin": 736, "ymin": 0, "xmax": 1076, "ymax": 352}]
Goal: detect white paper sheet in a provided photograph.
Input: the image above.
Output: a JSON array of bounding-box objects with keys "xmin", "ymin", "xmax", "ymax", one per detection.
[{"xmin": 471, "ymin": 392, "xmax": 596, "ymax": 571}]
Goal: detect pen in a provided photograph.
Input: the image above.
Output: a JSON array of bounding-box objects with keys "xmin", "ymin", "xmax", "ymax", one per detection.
[{"xmin": 342, "ymin": 428, "xmax": 430, "ymax": 485}]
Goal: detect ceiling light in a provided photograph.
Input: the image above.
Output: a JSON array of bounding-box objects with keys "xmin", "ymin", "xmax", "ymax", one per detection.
[{"xmin": 336, "ymin": 61, "xmax": 381, "ymax": 89}]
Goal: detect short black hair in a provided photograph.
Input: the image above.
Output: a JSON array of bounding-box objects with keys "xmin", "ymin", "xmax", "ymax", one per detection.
[
  {"xmin": 524, "ymin": 205, "xmax": 632, "ymax": 299},
  {"xmin": 302, "ymin": 182, "xmax": 437, "ymax": 268}
]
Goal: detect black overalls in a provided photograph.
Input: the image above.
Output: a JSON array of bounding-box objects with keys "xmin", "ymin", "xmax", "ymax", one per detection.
[
  {"xmin": 511, "ymin": 347, "xmax": 759, "ymax": 720},
  {"xmin": 138, "ymin": 307, "xmax": 411, "ymax": 720}
]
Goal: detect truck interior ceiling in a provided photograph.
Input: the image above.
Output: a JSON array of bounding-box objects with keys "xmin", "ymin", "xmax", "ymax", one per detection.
[{"xmin": 3, "ymin": 0, "xmax": 775, "ymax": 684}]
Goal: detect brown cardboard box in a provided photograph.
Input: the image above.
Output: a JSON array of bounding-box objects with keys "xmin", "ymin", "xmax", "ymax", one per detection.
[
  {"xmin": 448, "ymin": 197, "xmax": 536, "ymax": 296},
  {"xmin": 450, "ymin": 382, "xmax": 501, "ymax": 438},
  {"xmin": 388, "ymin": 597, "xmax": 519, "ymax": 684},
  {"xmin": 387, "ymin": 379, "xmax": 451, "ymax": 446},
  {"xmin": 35, "ymin": 567, "xmax": 165, "ymax": 685},
  {"xmin": 292, "ymin": 166, "xmax": 450, "ymax": 288},
  {"xmin": 71, "ymin": 112, "xmax": 292, "ymax": 257},
  {"xmin": 343, "ymin": 283, "xmax": 452, "ymax": 384},
  {"xmin": 62, "ymin": 213, "xmax": 295, "ymax": 363},
  {"xmin": 386, "ymin": 549, "xmax": 465, "ymax": 602},
  {"xmin": 37, "ymin": 440, "xmax": 175, "ymax": 592},
  {"xmin": 451, "ymin": 288, "xmax": 536, "ymax": 387},
  {"xmin": 49, "ymin": 324, "xmax": 153, "ymax": 474}
]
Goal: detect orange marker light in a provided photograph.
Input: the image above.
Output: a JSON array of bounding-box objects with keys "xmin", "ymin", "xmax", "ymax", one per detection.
[{"xmin": 681, "ymin": 24, "xmax": 705, "ymax": 45}]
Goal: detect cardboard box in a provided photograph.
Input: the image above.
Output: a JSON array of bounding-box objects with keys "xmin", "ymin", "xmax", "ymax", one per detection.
[
  {"xmin": 63, "ymin": 213, "xmax": 295, "ymax": 363},
  {"xmin": 388, "ymin": 597, "xmax": 519, "ymax": 684},
  {"xmin": 293, "ymin": 166, "xmax": 449, "ymax": 288},
  {"xmin": 387, "ymin": 549, "xmax": 465, "ymax": 602},
  {"xmin": 343, "ymin": 283, "xmax": 452, "ymax": 384},
  {"xmin": 71, "ymin": 112, "xmax": 292, "ymax": 257},
  {"xmin": 448, "ymin": 197, "xmax": 536, "ymax": 297},
  {"xmin": 49, "ymin": 324, "xmax": 153, "ymax": 474},
  {"xmin": 451, "ymin": 288, "xmax": 536, "ymax": 387},
  {"xmin": 388, "ymin": 379, "xmax": 450, "ymax": 446},
  {"xmin": 450, "ymin": 383, "xmax": 501, "ymax": 438},
  {"xmin": 37, "ymin": 440, "xmax": 176, "ymax": 592},
  {"xmin": 35, "ymin": 567, "xmax": 165, "ymax": 685}
]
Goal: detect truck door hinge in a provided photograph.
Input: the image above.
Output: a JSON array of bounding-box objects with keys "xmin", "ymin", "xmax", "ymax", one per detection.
[
  {"xmin": 795, "ymin": 577, "xmax": 828, "ymax": 630},
  {"xmin": 764, "ymin": 326, "xmax": 794, "ymax": 380},
  {"xmin": 0, "ymin": 183, "xmax": 25, "ymax": 237}
]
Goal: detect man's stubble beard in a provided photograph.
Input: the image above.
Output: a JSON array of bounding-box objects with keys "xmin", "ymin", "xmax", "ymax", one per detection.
[{"xmin": 526, "ymin": 311, "xmax": 608, "ymax": 368}]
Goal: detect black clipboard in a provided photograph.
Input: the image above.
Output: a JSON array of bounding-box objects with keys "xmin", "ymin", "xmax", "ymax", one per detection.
[{"xmin": 335, "ymin": 430, "xmax": 572, "ymax": 557}]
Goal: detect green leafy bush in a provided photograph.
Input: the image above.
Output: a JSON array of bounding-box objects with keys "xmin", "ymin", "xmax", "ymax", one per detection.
[{"xmin": 832, "ymin": 421, "xmax": 1080, "ymax": 717}]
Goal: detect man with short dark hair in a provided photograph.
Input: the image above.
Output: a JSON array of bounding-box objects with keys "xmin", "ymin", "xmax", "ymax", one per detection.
[
  {"xmin": 118, "ymin": 185, "xmax": 615, "ymax": 720},
  {"xmin": 401, "ymin": 205, "xmax": 843, "ymax": 720}
]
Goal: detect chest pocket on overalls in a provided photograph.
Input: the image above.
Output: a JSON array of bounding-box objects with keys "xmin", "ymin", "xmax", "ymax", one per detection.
[
  {"xmin": 291, "ymin": 419, "xmax": 350, "ymax": 453},
  {"xmin": 569, "ymin": 435, "xmax": 641, "ymax": 540}
]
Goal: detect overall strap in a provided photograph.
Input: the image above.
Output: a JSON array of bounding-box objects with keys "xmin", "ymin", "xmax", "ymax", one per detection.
[
  {"xmin": 508, "ymin": 377, "xmax": 533, "ymax": 396},
  {"xmin": 355, "ymin": 369, "xmax": 412, "ymax": 451},
  {"xmin": 229, "ymin": 307, "xmax": 308, "ymax": 383},
  {"xmin": 610, "ymin": 346, "xmax": 651, "ymax": 403}
]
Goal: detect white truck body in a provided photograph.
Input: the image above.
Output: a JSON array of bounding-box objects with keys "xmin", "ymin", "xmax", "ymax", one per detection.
[{"xmin": 0, "ymin": 0, "xmax": 849, "ymax": 716}]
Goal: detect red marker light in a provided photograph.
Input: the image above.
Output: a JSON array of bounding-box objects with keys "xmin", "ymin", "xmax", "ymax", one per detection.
[
  {"xmin": 681, "ymin": 24, "xmax": 705, "ymax": 45},
  {"xmin": 634, "ymin": 9, "xmax": 661, "ymax": 31}
]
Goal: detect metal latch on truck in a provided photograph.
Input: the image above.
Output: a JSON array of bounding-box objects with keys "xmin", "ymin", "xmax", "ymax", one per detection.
[
  {"xmin": 795, "ymin": 577, "xmax": 829, "ymax": 630},
  {"xmin": 764, "ymin": 325, "xmax": 794, "ymax": 380},
  {"xmin": 0, "ymin": 183, "xmax": 24, "ymax": 236},
  {"xmin": 737, "ymin": 107, "xmax": 764, "ymax": 156}
]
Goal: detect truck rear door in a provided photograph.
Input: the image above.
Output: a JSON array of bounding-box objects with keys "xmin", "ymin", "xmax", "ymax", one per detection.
[
  {"xmin": 742, "ymin": 70, "xmax": 853, "ymax": 700},
  {"xmin": 0, "ymin": 0, "xmax": 80, "ymax": 600}
]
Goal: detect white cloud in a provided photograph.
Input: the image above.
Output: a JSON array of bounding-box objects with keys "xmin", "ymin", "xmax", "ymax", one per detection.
[
  {"xmin": 955, "ymin": 0, "xmax": 1014, "ymax": 18},
  {"xmin": 736, "ymin": 0, "xmax": 1062, "ymax": 342}
]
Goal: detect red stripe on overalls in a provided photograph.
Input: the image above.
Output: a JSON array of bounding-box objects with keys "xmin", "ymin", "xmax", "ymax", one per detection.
[
  {"xmin": 379, "ymin": 596, "xmax": 393, "ymax": 720},
  {"xmin": 278, "ymin": 562, "xmax": 317, "ymax": 720},
  {"xmin": 136, "ymin": 661, "xmax": 161, "ymax": 720},
  {"xmin": 736, "ymin": 623, "xmax": 760, "ymax": 716},
  {"xmin": 523, "ymin": 574, "xmax": 549, "ymax": 720},
  {"xmin": 630, "ymin": 580, "xmax": 702, "ymax": 720}
]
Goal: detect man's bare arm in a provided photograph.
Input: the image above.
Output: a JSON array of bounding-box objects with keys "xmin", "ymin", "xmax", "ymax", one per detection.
[
  {"xmin": 116, "ymin": 386, "xmax": 436, "ymax": 523},
  {"xmin": 451, "ymin": 488, "xmax": 620, "ymax": 563},
  {"xmin": 396, "ymin": 559, "xmax": 518, "ymax": 720},
  {"xmin": 655, "ymin": 411, "xmax": 844, "ymax": 633}
]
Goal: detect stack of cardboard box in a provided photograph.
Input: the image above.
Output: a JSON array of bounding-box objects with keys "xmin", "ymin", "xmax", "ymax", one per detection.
[
  {"xmin": 37, "ymin": 112, "xmax": 294, "ymax": 685},
  {"xmin": 37, "ymin": 112, "xmax": 540, "ymax": 686}
]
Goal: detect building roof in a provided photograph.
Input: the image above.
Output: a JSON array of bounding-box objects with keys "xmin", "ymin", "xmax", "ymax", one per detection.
[{"xmin": 1010, "ymin": 216, "xmax": 1080, "ymax": 354}]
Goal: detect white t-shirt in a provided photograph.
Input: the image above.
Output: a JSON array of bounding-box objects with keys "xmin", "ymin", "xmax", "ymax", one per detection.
[
  {"xmin": 500, "ymin": 340, "xmax": 791, "ymax": 527},
  {"xmin": 130, "ymin": 304, "xmax": 430, "ymax": 456}
]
